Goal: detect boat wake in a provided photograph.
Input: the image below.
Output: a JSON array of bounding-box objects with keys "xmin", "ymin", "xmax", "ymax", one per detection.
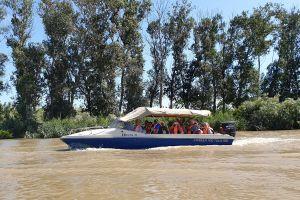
[
  {"xmin": 147, "ymin": 146, "xmax": 189, "ymax": 151},
  {"xmin": 233, "ymin": 137, "xmax": 300, "ymax": 146},
  {"xmin": 75, "ymin": 148, "xmax": 120, "ymax": 152}
]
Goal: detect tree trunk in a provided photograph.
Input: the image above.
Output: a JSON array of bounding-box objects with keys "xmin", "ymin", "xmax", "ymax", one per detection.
[
  {"xmin": 222, "ymin": 96, "xmax": 226, "ymax": 113},
  {"xmin": 149, "ymin": 91, "xmax": 155, "ymax": 107},
  {"xmin": 159, "ymin": 70, "xmax": 163, "ymax": 108},
  {"xmin": 213, "ymin": 80, "xmax": 217, "ymax": 112},
  {"xmin": 169, "ymin": 76, "xmax": 174, "ymax": 109},
  {"xmin": 257, "ymin": 55, "xmax": 261, "ymax": 97},
  {"xmin": 169, "ymin": 90, "xmax": 173, "ymax": 109},
  {"xmin": 149, "ymin": 98, "xmax": 153, "ymax": 107},
  {"xmin": 118, "ymin": 68, "xmax": 125, "ymax": 113}
]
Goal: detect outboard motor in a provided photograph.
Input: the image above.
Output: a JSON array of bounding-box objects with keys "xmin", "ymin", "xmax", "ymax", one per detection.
[{"xmin": 220, "ymin": 121, "xmax": 236, "ymax": 137}]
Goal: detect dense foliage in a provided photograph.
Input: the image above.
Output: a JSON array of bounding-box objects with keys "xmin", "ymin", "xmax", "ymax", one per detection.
[
  {"xmin": 0, "ymin": 130, "xmax": 12, "ymax": 139},
  {"xmin": 0, "ymin": 0, "xmax": 299, "ymax": 137},
  {"xmin": 234, "ymin": 98, "xmax": 300, "ymax": 130},
  {"xmin": 0, "ymin": 4, "xmax": 6, "ymax": 93},
  {"xmin": 31, "ymin": 113, "xmax": 114, "ymax": 138}
]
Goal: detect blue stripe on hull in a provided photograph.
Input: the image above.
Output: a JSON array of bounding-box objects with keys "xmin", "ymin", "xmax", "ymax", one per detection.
[{"xmin": 61, "ymin": 137, "xmax": 234, "ymax": 149}]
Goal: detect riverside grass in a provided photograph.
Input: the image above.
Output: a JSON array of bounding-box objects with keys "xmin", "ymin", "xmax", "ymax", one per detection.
[{"xmin": 0, "ymin": 130, "xmax": 12, "ymax": 139}]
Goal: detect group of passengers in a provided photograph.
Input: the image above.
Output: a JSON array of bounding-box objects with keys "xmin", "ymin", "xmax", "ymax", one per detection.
[{"xmin": 127, "ymin": 119, "xmax": 214, "ymax": 134}]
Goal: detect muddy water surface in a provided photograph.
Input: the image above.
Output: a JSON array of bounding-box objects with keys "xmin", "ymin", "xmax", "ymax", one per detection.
[{"xmin": 0, "ymin": 130, "xmax": 300, "ymax": 200}]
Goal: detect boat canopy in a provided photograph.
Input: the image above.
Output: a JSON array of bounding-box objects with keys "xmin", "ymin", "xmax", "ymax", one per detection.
[{"xmin": 119, "ymin": 107, "xmax": 211, "ymax": 122}]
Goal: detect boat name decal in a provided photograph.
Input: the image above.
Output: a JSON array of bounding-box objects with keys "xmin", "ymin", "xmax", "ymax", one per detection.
[
  {"xmin": 121, "ymin": 133, "xmax": 138, "ymax": 137},
  {"xmin": 193, "ymin": 139, "xmax": 229, "ymax": 143}
]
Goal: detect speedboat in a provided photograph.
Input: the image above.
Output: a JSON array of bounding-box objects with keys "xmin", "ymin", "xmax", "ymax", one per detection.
[{"xmin": 61, "ymin": 107, "xmax": 236, "ymax": 149}]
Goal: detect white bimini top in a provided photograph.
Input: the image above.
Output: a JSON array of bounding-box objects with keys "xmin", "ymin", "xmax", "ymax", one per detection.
[{"xmin": 119, "ymin": 107, "xmax": 211, "ymax": 122}]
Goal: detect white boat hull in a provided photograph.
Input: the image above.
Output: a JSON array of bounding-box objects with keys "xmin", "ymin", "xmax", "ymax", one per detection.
[{"xmin": 61, "ymin": 128, "xmax": 235, "ymax": 149}]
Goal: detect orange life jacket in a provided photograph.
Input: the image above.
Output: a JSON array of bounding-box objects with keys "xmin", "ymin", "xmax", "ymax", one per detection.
[
  {"xmin": 173, "ymin": 125, "xmax": 178, "ymax": 134},
  {"xmin": 202, "ymin": 125, "xmax": 209, "ymax": 134}
]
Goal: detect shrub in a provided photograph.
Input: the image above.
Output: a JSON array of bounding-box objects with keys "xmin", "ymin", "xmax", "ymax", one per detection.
[
  {"xmin": 0, "ymin": 103, "xmax": 26, "ymax": 138},
  {"xmin": 30, "ymin": 113, "xmax": 115, "ymax": 138},
  {"xmin": 197, "ymin": 111, "xmax": 236, "ymax": 131},
  {"xmin": 234, "ymin": 97, "xmax": 300, "ymax": 130},
  {"xmin": 0, "ymin": 130, "xmax": 13, "ymax": 139},
  {"xmin": 278, "ymin": 99, "xmax": 300, "ymax": 129}
]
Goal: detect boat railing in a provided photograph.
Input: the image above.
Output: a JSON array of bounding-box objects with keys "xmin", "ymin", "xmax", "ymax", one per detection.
[{"xmin": 70, "ymin": 126, "xmax": 104, "ymax": 134}]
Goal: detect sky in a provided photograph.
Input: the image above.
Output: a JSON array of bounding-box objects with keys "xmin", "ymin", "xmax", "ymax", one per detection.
[{"xmin": 0, "ymin": 0, "xmax": 299, "ymax": 105}]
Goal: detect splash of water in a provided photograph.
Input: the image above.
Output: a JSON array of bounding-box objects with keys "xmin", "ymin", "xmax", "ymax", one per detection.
[
  {"xmin": 75, "ymin": 148, "xmax": 120, "ymax": 152},
  {"xmin": 146, "ymin": 146, "xmax": 189, "ymax": 151},
  {"xmin": 233, "ymin": 137, "xmax": 300, "ymax": 146}
]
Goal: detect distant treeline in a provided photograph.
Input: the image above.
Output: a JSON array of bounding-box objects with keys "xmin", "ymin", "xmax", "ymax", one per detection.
[{"xmin": 0, "ymin": 0, "xmax": 299, "ymax": 137}]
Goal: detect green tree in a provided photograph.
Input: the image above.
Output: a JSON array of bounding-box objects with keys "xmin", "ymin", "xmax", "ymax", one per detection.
[
  {"xmin": 0, "ymin": 54, "xmax": 7, "ymax": 93},
  {"xmin": 247, "ymin": 4, "xmax": 275, "ymax": 94},
  {"xmin": 0, "ymin": 4, "xmax": 7, "ymax": 93},
  {"xmin": 189, "ymin": 17, "xmax": 213, "ymax": 109},
  {"xmin": 229, "ymin": 12, "xmax": 259, "ymax": 107},
  {"xmin": 40, "ymin": 0, "xmax": 76, "ymax": 119},
  {"xmin": 261, "ymin": 61, "xmax": 282, "ymax": 97},
  {"xmin": 5, "ymin": 0, "xmax": 44, "ymax": 136},
  {"xmin": 72, "ymin": 0, "xmax": 119, "ymax": 116},
  {"xmin": 117, "ymin": 0, "xmax": 150, "ymax": 113},
  {"xmin": 217, "ymin": 18, "xmax": 235, "ymax": 112},
  {"xmin": 166, "ymin": 0, "xmax": 193, "ymax": 108},
  {"xmin": 276, "ymin": 8, "xmax": 300, "ymax": 101},
  {"xmin": 191, "ymin": 14, "xmax": 229, "ymax": 111},
  {"xmin": 261, "ymin": 6, "xmax": 299, "ymax": 101},
  {"xmin": 146, "ymin": 0, "xmax": 170, "ymax": 107}
]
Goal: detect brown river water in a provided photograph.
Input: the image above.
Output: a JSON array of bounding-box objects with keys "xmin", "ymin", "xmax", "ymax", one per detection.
[{"xmin": 0, "ymin": 130, "xmax": 300, "ymax": 200}]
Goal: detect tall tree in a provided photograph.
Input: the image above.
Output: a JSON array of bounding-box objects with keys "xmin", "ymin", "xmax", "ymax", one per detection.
[
  {"xmin": 0, "ymin": 4, "xmax": 7, "ymax": 94},
  {"xmin": 40, "ymin": 0, "xmax": 76, "ymax": 119},
  {"xmin": 190, "ymin": 15, "xmax": 225, "ymax": 110},
  {"xmin": 0, "ymin": 54, "xmax": 7, "ymax": 93},
  {"xmin": 216, "ymin": 18, "xmax": 235, "ymax": 112},
  {"xmin": 146, "ymin": 0, "xmax": 170, "ymax": 107},
  {"xmin": 117, "ymin": 0, "xmax": 151, "ymax": 113},
  {"xmin": 261, "ymin": 61, "xmax": 282, "ymax": 97},
  {"xmin": 276, "ymin": 8, "xmax": 300, "ymax": 101},
  {"xmin": 5, "ymin": 0, "xmax": 44, "ymax": 136},
  {"xmin": 261, "ymin": 6, "xmax": 300, "ymax": 101},
  {"xmin": 72, "ymin": 0, "xmax": 119, "ymax": 116},
  {"xmin": 247, "ymin": 4, "xmax": 275, "ymax": 94},
  {"xmin": 166, "ymin": 0, "xmax": 193, "ymax": 108},
  {"xmin": 229, "ymin": 12, "xmax": 259, "ymax": 107}
]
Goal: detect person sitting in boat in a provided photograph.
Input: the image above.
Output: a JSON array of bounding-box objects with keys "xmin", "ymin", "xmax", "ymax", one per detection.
[
  {"xmin": 187, "ymin": 119, "xmax": 202, "ymax": 134},
  {"xmin": 134, "ymin": 119, "xmax": 143, "ymax": 133},
  {"xmin": 145, "ymin": 120, "xmax": 153, "ymax": 134},
  {"xmin": 192, "ymin": 121, "xmax": 203, "ymax": 134},
  {"xmin": 153, "ymin": 120, "xmax": 163, "ymax": 134},
  {"xmin": 124, "ymin": 122, "xmax": 134, "ymax": 131},
  {"xmin": 169, "ymin": 120, "xmax": 184, "ymax": 134},
  {"xmin": 168, "ymin": 121, "xmax": 173, "ymax": 133},
  {"xmin": 202, "ymin": 122, "xmax": 214, "ymax": 134},
  {"xmin": 161, "ymin": 121, "xmax": 169, "ymax": 134},
  {"xmin": 186, "ymin": 119, "xmax": 193, "ymax": 134}
]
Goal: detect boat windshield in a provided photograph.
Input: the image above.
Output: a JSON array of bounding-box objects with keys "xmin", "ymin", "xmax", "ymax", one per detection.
[{"xmin": 109, "ymin": 119, "xmax": 124, "ymax": 128}]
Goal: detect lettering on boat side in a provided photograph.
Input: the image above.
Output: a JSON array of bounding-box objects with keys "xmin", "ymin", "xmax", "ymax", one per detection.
[
  {"xmin": 193, "ymin": 139, "xmax": 228, "ymax": 143},
  {"xmin": 122, "ymin": 133, "xmax": 138, "ymax": 137}
]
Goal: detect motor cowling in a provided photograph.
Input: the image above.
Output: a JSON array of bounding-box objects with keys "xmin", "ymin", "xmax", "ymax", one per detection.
[{"xmin": 219, "ymin": 121, "xmax": 236, "ymax": 137}]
